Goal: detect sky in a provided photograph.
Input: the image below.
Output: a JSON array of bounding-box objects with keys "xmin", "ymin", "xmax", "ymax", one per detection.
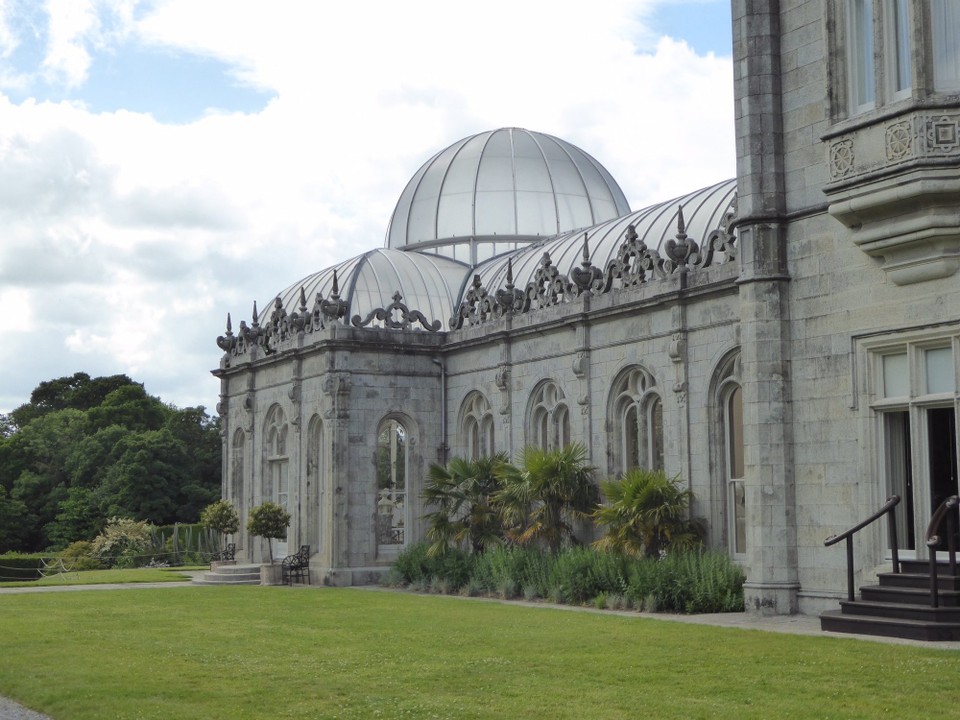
[{"xmin": 0, "ymin": 0, "xmax": 736, "ymax": 416}]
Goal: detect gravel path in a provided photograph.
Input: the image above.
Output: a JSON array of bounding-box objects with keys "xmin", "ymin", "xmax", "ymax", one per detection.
[{"xmin": 0, "ymin": 697, "xmax": 51, "ymax": 720}]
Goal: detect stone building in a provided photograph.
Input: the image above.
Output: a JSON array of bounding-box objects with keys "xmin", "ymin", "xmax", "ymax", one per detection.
[{"xmin": 214, "ymin": 1, "xmax": 960, "ymax": 616}]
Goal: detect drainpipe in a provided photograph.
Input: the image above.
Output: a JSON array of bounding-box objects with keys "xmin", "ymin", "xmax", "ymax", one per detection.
[{"xmin": 431, "ymin": 356, "xmax": 447, "ymax": 463}]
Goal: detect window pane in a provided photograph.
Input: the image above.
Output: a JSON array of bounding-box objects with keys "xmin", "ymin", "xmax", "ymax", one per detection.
[
  {"xmin": 650, "ymin": 398, "xmax": 664, "ymax": 471},
  {"xmin": 731, "ymin": 480, "xmax": 746, "ymax": 554},
  {"xmin": 625, "ymin": 404, "xmax": 639, "ymax": 470},
  {"xmin": 728, "ymin": 387, "xmax": 744, "ymax": 479},
  {"xmin": 888, "ymin": 0, "xmax": 911, "ymax": 93},
  {"xmin": 848, "ymin": 0, "xmax": 876, "ymax": 111},
  {"xmin": 926, "ymin": 347, "xmax": 954, "ymax": 394},
  {"xmin": 932, "ymin": 0, "xmax": 960, "ymax": 90},
  {"xmin": 883, "ymin": 353, "xmax": 909, "ymax": 397}
]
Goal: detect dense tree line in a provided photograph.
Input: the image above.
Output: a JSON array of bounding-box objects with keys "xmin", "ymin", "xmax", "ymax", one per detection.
[{"xmin": 0, "ymin": 372, "xmax": 221, "ymax": 552}]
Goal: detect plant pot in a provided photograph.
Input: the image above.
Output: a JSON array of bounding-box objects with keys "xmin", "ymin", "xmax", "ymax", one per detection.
[{"xmin": 260, "ymin": 563, "xmax": 283, "ymax": 586}]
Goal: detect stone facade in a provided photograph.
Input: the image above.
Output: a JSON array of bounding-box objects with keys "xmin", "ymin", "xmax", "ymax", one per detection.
[{"xmin": 214, "ymin": 3, "xmax": 960, "ymax": 615}]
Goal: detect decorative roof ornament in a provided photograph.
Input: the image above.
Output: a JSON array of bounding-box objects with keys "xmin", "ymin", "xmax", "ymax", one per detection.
[
  {"xmin": 320, "ymin": 269, "xmax": 348, "ymax": 323},
  {"xmin": 525, "ymin": 252, "xmax": 566, "ymax": 309},
  {"xmin": 663, "ymin": 205, "xmax": 700, "ymax": 269},
  {"xmin": 216, "ymin": 313, "xmax": 236, "ymax": 353},
  {"xmin": 351, "ymin": 291, "xmax": 442, "ymax": 332},
  {"xmin": 569, "ymin": 233, "xmax": 603, "ymax": 297},
  {"xmin": 495, "ymin": 257, "xmax": 525, "ymax": 315}
]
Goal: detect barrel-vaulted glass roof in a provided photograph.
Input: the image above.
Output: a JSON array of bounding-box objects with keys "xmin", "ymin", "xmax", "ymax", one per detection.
[
  {"xmin": 263, "ymin": 178, "xmax": 736, "ymax": 332},
  {"xmin": 470, "ymin": 178, "xmax": 737, "ymax": 298},
  {"xmin": 386, "ymin": 128, "xmax": 631, "ymax": 260}
]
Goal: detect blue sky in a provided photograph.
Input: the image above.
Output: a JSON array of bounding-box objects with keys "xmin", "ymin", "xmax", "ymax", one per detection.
[{"xmin": 0, "ymin": 0, "xmax": 735, "ymax": 414}]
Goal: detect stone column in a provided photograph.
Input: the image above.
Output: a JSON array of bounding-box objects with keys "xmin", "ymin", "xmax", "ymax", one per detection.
[{"xmin": 733, "ymin": 0, "xmax": 799, "ymax": 614}]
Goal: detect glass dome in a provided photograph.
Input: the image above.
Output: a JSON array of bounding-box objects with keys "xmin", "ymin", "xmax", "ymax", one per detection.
[{"xmin": 385, "ymin": 128, "xmax": 631, "ymax": 265}]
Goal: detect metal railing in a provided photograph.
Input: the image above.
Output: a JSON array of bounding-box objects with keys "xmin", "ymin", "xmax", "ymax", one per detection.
[
  {"xmin": 925, "ymin": 494, "xmax": 959, "ymax": 608},
  {"xmin": 824, "ymin": 495, "xmax": 901, "ymax": 602}
]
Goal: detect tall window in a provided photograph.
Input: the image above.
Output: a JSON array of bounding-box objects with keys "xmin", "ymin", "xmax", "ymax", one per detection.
[
  {"xmin": 611, "ymin": 367, "xmax": 664, "ymax": 473},
  {"xmin": 931, "ymin": 0, "xmax": 960, "ymax": 90},
  {"xmin": 305, "ymin": 416, "xmax": 323, "ymax": 552},
  {"xmin": 461, "ymin": 392, "xmax": 495, "ymax": 459},
  {"xmin": 848, "ymin": 0, "xmax": 876, "ymax": 113},
  {"xmin": 528, "ymin": 381, "xmax": 570, "ymax": 451},
  {"xmin": 886, "ymin": 0, "xmax": 912, "ymax": 99},
  {"xmin": 874, "ymin": 342, "xmax": 959, "ymax": 552},
  {"xmin": 376, "ymin": 418, "xmax": 407, "ymax": 547},
  {"xmin": 715, "ymin": 352, "xmax": 745, "ymax": 557},
  {"xmin": 230, "ymin": 429, "xmax": 245, "ymax": 515},
  {"xmin": 264, "ymin": 405, "xmax": 288, "ymax": 508}
]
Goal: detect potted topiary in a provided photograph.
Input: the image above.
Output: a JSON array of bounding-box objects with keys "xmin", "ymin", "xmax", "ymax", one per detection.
[
  {"xmin": 200, "ymin": 499, "xmax": 240, "ymax": 567},
  {"xmin": 246, "ymin": 502, "xmax": 291, "ymax": 584}
]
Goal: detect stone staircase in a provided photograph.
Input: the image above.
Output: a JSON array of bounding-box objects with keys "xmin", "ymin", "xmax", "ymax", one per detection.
[
  {"xmin": 820, "ymin": 559, "xmax": 960, "ymax": 641},
  {"xmin": 192, "ymin": 562, "xmax": 262, "ymax": 586}
]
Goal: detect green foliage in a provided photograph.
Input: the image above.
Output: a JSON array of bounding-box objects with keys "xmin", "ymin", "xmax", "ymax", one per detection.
[
  {"xmin": 495, "ymin": 443, "xmax": 600, "ymax": 554},
  {"xmin": 652, "ymin": 550, "xmax": 747, "ymax": 613},
  {"xmin": 423, "ymin": 453, "xmax": 508, "ymax": 556},
  {"xmin": 0, "ymin": 553, "xmax": 46, "ymax": 581},
  {"xmin": 593, "ymin": 468, "xmax": 706, "ymax": 559},
  {"xmin": 392, "ymin": 544, "xmax": 744, "ymax": 613},
  {"xmin": 91, "ymin": 517, "xmax": 155, "ymax": 569},
  {"xmin": 60, "ymin": 540, "xmax": 103, "ymax": 571},
  {"xmin": 391, "ymin": 542, "xmax": 474, "ymax": 591},
  {"xmin": 246, "ymin": 502, "xmax": 291, "ymax": 563},
  {"xmin": 200, "ymin": 500, "xmax": 240, "ymax": 549},
  {"xmin": 0, "ymin": 373, "xmax": 222, "ymax": 552}
]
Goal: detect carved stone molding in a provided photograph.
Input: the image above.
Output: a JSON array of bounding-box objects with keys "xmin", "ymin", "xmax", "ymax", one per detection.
[
  {"xmin": 322, "ymin": 373, "xmax": 352, "ymax": 419},
  {"xmin": 668, "ymin": 332, "xmax": 688, "ymax": 405}
]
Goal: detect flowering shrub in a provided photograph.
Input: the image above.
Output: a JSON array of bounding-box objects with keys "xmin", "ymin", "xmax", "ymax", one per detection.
[{"xmin": 91, "ymin": 517, "xmax": 154, "ymax": 568}]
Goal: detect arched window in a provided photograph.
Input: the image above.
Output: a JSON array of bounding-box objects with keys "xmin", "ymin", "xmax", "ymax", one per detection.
[
  {"xmin": 263, "ymin": 405, "xmax": 289, "ymax": 507},
  {"xmin": 230, "ymin": 429, "xmax": 245, "ymax": 514},
  {"xmin": 263, "ymin": 405, "xmax": 290, "ymax": 557},
  {"xmin": 611, "ymin": 367, "xmax": 664, "ymax": 473},
  {"xmin": 305, "ymin": 415, "xmax": 323, "ymax": 552},
  {"xmin": 461, "ymin": 392, "xmax": 495, "ymax": 459},
  {"xmin": 715, "ymin": 352, "xmax": 745, "ymax": 556},
  {"xmin": 376, "ymin": 418, "xmax": 407, "ymax": 547},
  {"xmin": 528, "ymin": 381, "xmax": 571, "ymax": 451}
]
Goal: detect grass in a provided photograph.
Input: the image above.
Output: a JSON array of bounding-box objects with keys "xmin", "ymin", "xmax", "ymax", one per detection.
[
  {"xmin": 0, "ymin": 587, "xmax": 957, "ymax": 719},
  {"xmin": 0, "ymin": 567, "xmax": 200, "ymax": 588}
]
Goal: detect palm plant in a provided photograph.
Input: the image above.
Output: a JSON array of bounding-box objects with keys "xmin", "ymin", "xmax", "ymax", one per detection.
[
  {"xmin": 593, "ymin": 467, "xmax": 705, "ymax": 559},
  {"xmin": 494, "ymin": 443, "xmax": 600, "ymax": 554},
  {"xmin": 422, "ymin": 453, "xmax": 508, "ymax": 557}
]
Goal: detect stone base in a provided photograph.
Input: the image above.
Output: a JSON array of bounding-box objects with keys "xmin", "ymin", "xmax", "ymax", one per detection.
[
  {"xmin": 260, "ymin": 563, "xmax": 283, "ymax": 586},
  {"xmin": 210, "ymin": 560, "xmax": 236, "ymax": 572},
  {"xmin": 743, "ymin": 581, "xmax": 800, "ymax": 616}
]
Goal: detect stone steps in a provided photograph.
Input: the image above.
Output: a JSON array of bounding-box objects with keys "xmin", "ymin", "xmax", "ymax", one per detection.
[{"xmin": 191, "ymin": 562, "xmax": 262, "ymax": 586}]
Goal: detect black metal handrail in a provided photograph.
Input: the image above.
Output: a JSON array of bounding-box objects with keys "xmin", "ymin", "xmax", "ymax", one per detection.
[
  {"xmin": 824, "ymin": 495, "xmax": 901, "ymax": 602},
  {"xmin": 925, "ymin": 495, "xmax": 959, "ymax": 609}
]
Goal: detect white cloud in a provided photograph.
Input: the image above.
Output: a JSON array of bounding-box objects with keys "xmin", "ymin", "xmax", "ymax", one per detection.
[{"xmin": 0, "ymin": 0, "xmax": 736, "ymax": 414}]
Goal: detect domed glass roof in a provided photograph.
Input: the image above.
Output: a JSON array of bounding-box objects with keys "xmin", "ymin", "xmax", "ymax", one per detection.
[
  {"xmin": 385, "ymin": 128, "xmax": 630, "ymax": 264},
  {"xmin": 262, "ymin": 178, "xmax": 736, "ymax": 333}
]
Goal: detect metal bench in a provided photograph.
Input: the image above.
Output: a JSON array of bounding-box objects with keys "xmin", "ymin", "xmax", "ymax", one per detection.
[
  {"xmin": 212, "ymin": 543, "xmax": 236, "ymax": 562},
  {"xmin": 281, "ymin": 545, "xmax": 311, "ymax": 585}
]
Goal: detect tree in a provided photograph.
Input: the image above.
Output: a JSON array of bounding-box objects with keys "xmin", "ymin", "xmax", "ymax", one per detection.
[
  {"xmin": 423, "ymin": 453, "xmax": 508, "ymax": 556},
  {"xmin": 247, "ymin": 502, "xmax": 291, "ymax": 563},
  {"xmin": 494, "ymin": 443, "xmax": 600, "ymax": 554},
  {"xmin": 592, "ymin": 468, "xmax": 706, "ymax": 559},
  {"xmin": 201, "ymin": 499, "xmax": 240, "ymax": 553}
]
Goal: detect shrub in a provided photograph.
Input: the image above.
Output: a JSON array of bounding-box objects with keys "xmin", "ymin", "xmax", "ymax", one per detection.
[
  {"xmin": 91, "ymin": 518, "xmax": 154, "ymax": 569},
  {"xmin": 60, "ymin": 541, "xmax": 102, "ymax": 571},
  {"xmin": 200, "ymin": 500, "xmax": 240, "ymax": 553},
  {"xmin": 246, "ymin": 502, "xmax": 291, "ymax": 563},
  {"xmin": 393, "ymin": 542, "xmax": 431, "ymax": 585},
  {"xmin": 0, "ymin": 553, "xmax": 47, "ymax": 582},
  {"xmin": 653, "ymin": 551, "xmax": 746, "ymax": 613}
]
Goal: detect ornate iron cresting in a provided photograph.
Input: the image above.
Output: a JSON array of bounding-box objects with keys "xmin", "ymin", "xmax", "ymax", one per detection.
[
  {"xmin": 217, "ymin": 271, "xmax": 350, "ymax": 359},
  {"xmin": 351, "ymin": 291, "xmax": 441, "ymax": 332},
  {"xmin": 926, "ymin": 495, "xmax": 959, "ymax": 608},
  {"xmin": 824, "ymin": 495, "xmax": 902, "ymax": 602},
  {"xmin": 448, "ymin": 203, "xmax": 738, "ymax": 330}
]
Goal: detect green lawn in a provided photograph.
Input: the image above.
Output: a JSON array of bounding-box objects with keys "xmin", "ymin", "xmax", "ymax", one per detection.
[
  {"xmin": 0, "ymin": 566, "xmax": 199, "ymax": 588},
  {"xmin": 0, "ymin": 587, "xmax": 956, "ymax": 719}
]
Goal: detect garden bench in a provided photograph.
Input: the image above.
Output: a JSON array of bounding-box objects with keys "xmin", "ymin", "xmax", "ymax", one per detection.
[
  {"xmin": 281, "ymin": 545, "xmax": 311, "ymax": 585},
  {"xmin": 213, "ymin": 543, "xmax": 236, "ymax": 562}
]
